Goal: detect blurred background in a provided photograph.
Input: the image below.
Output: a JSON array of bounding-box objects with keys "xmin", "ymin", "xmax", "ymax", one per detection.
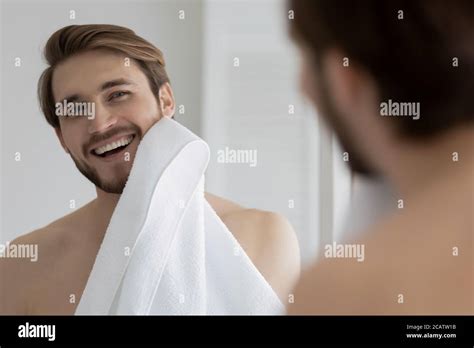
[{"xmin": 0, "ymin": 0, "xmax": 394, "ymax": 265}]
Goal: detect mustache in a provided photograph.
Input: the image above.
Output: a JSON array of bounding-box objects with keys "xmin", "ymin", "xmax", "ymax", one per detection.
[{"xmin": 83, "ymin": 124, "xmax": 142, "ymax": 154}]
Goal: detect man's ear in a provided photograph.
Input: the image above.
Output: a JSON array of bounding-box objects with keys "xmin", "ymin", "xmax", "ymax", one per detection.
[
  {"xmin": 54, "ymin": 127, "xmax": 69, "ymax": 154},
  {"xmin": 158, "ymin": 82, "xmax": 175, "ymax": 118},
  {"xmin": 322, "ymin": 49, "xmax": 377, "ymax": 118}
]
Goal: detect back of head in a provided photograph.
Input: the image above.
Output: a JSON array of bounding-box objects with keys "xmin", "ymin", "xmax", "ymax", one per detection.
[{"xmin": 289, "ymin": 0, "xmax": 474, "ymax": 139}]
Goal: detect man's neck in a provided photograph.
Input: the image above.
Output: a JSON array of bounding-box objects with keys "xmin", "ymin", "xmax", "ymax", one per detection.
[
  {"xmin": 386, "ymin": 125, "xmax": 474, "ymax": 198},
  {"xmin": 88, "ymin": 188, "xmax": 121, "ymax": 242}
]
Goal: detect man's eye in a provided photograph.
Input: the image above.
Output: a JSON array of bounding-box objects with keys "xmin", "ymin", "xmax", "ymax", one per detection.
[{"xmin": 109, "ymin": 91, "xmax": 130, "ymax": 101}]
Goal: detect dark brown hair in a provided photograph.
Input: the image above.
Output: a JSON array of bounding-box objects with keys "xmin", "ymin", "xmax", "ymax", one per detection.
[
  {"xmin": 289, "ymin": 0, "xmax": 474, "ymax": 138},
  {"xmin": 38, "ymin": 24, "xmax": 170, "ymax": 128}
]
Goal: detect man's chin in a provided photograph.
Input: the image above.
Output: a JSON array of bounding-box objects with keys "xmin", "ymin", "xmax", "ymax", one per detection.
[
  {"xmin": 72, "ymin": 158, "xmax": 130, "ymax": 194},
  {"xmin": 342, "ymin": 145, "xmax": 379, "ymax": 178},
  {"xmin": 96, "ymin": 180, "xmax": 127, "ymax": 194},
  {"xmin": 91, "ymin": 170, "xmax": 131, "ymax": 194}
]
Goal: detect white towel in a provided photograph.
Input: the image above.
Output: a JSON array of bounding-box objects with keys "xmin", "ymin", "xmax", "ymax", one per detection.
[{"xmin": 75, "ymin": 117, "xmax": 284, "ymax": 315}]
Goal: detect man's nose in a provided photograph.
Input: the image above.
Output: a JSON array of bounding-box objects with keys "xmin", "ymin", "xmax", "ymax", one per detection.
[{"xmin": 88, "ymin": 104, "xmax": 117, "ymax": 134}]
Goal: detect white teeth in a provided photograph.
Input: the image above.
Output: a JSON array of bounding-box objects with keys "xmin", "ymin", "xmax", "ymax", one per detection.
[{"xmin": 94, "ymin": 135, "xmax": 133, "ymax": 155}]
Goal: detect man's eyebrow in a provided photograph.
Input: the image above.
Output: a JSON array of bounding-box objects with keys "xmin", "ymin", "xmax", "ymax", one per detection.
[
  {"xmin": 99, "ymin": 78, "xmax": 135, "ymax": 92},
  {"xmin": 56, "ymin": 79, "xmax": 136, "ymax": 103},
  {"xmin": 59, "ymin": 94, "xmax": 81, "ymax": 103}
]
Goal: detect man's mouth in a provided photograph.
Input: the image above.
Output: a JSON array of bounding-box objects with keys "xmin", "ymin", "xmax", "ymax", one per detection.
[{"xmin": 90, "ymin": 134, "xmax": 135, "ymax": 158}]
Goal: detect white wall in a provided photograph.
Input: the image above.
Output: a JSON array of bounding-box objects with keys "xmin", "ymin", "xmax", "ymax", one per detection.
[{"xmin": 201, "ymin": 0, "xmax": 342, "ymax": 263}]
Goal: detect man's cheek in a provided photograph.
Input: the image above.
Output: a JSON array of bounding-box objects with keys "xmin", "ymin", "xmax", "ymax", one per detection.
[{"xmin": 63, "ymin": 137, "xmax": 83, "ymax": 158}]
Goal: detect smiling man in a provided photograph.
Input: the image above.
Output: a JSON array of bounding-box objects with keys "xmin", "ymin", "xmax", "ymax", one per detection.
[{"xmin": 0, "ymin": 24, "xmax": 300, "ymax": 314}]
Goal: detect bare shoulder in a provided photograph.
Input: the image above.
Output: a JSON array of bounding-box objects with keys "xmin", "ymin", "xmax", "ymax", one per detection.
[
  {"xmin": 0, "ymin": 210, "xmax": 82, "ymax": 314},
  {"xmin": 0, "ymin": 226, "xmax": 57, "ymax": 314},
  {"xmin": 288, "ymin": 184, "xmax": 473, "ymax": 315},
  {"xmin": 205, "ymin": 193, "xmax": 301, "ymax": 302}
]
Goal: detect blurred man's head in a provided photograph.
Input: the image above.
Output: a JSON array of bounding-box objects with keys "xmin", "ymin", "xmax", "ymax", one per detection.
[
  {"xmin": 289, "ymin": 0, "xmax": 474, "ymax": 177},
  {"xmin": 38, "ymin": 24, "xmax": 175, "ymax": 194}
]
